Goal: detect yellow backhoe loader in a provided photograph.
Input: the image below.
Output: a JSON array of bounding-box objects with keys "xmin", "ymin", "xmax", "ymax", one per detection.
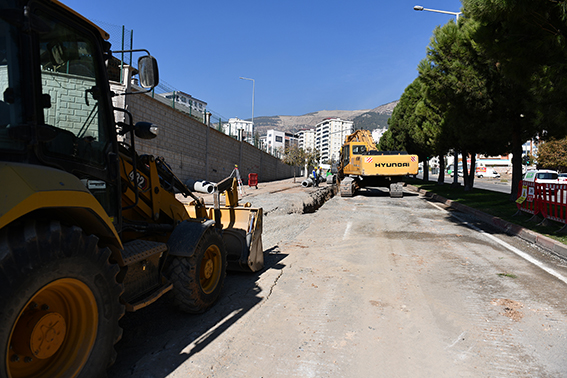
[
  {"xmin": 0, "ymin": 1, "xmax": 263, "ymax": 377},
  {"xmin": 338, "ymin": 129, "xmax": 419, "ymax": 197}
]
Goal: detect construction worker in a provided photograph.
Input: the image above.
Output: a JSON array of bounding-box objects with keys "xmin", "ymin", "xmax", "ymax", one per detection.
[{"xmin": 312, "ymin": 167, "xmax": 319, "ymax": 187}]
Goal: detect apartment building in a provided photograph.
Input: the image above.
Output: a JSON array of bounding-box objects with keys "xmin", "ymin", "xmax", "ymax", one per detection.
[
  {"xmin": 159, "ymin": 90, "xmax": 207, "ymax": 117},
  {"xmin": 297, "ymin": 128, "xmax": 316, "ymax": 152},
  {"xmin": 224, "ymin": 117, "xmax": 254, "ymax": 142},
  {"xmin": 263, "ymin": 129, "xmax": 298, "ymax": 155},
  {"xmin": 315, "ymin": 118, "xmax": 354, "ymax": 163}
]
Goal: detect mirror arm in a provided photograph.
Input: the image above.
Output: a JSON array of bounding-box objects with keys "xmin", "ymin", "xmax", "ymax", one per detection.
[{"xmin": 111, "ymin": 49, "xmax": 157, "ymax": 96}]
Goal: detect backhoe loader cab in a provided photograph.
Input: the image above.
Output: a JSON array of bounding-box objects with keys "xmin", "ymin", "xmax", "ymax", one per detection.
[{"xmin": 0, "ymin": 1, "xmax": 264, "ymax": 377}]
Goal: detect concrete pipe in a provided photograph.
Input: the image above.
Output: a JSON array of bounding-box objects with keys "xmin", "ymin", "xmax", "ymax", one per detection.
[
  {"xmin": 301, "ymin": 178, "xmax": 313, "ymax": 187},
  {"xmin": 185, "ymin": 179, "xmax": 217, "ymax": 194}
]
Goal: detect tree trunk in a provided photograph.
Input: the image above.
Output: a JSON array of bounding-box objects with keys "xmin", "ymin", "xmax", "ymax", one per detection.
[
  {"xmin": 437, "ymin": 156, "xmax": 445, "ymax": 185},
  {"xmin": 464, "ymin": 153, "xmax": 476, "ymax": 191},
  {"xmin": 451, "ymin": 151, "xmax": 460, "ymax": 187},
  {"xmin": 423, "ymin": 159, "xmax": 429, "ymax": 182},
  {"xmin": 510, "ymin": 129, "xmax": 523, "ymax": 201},
  {"xmin": 462, "ymin": 150, "xmax": 470, "ymax": 191}
]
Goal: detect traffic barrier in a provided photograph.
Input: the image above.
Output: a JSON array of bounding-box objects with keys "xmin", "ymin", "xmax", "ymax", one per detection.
[
  {"xmin": 516, "ymin": 180, "xmax": 539, "ymax": 215},
  {"xmin": 248, "ymin": 173, "xmax": 258, "ymax": 189},
  {"xmin": 516, "ymin": 180, "xmax": 567, "ymax": 227},
  {"xmin": 539, "ymin": 183, "xmax": 567, "ymax": 225}
]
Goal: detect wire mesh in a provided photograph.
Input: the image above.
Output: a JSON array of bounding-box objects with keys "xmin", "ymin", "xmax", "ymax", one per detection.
[{"xmin": 92, "ymin": 20, "xmax": 133, "ymax": 65}]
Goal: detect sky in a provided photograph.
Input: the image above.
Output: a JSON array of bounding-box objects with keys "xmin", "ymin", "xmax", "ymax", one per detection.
[{"xmin": 61, "ymin": 0, "xmax": 463, "ymax": 121}]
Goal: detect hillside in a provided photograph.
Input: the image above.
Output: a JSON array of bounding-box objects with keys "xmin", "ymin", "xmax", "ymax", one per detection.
[{"xmin": 252, "ymin": 100, "xmax": 398, "ymax": 136}]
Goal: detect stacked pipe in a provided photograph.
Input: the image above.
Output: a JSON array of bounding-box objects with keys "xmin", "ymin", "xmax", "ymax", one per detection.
[
  {"xmin": 185, "ymin": 179, "xmax": 217, "ymax": 194},
  {"xmin": 301, "ymin": 178, "xmax": 314, "ymax": 187}
]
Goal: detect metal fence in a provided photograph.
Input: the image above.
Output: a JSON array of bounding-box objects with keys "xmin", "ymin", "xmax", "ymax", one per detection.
[{"xmin": 92, "ymin": 20, "xmax": 133, "ymax": 85}]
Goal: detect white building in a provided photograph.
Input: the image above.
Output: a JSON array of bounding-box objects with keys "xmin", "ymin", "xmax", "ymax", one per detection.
[
  {"xmin": 297, "ymin": 128, "xmax": 316, "ymax": 152},
  {"xmin": 315, "ymin": 118, "xmax": 354, "ymax": 163},
  {"xmin": 159, "ymin": 90, "xmax": 207, "ymax": 117},
  {"xmin": 372, "ymin": 128, "xmax": 387, "ymax": 145},
  {"xmin": 224, "ymin": 117, "xmax": 254, "ymax": 142},
  {"xmin": 264, "ymin": 129, "xmax": 298, "ymax": 156}
]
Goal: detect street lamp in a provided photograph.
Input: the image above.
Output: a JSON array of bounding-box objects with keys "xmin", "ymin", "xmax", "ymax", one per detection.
[
  {"xmin": 415, "ymin": 4, "xmax": 462, "ymax": 186},
  {"xmin": 413, "ymin": 5, "xmax": 462, "ymax": 21},
  {"xmin": 239, "ymin": 76, "xmax": 255, "ymax": 143}
]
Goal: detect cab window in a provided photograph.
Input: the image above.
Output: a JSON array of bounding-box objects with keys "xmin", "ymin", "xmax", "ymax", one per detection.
[
  {"xmin": 37, "ymin": 9, "xmax": 110, "ymax": 169},
  {"xmin": 352, "ymin": 145, "xmax": 367, "ymax": 155}
]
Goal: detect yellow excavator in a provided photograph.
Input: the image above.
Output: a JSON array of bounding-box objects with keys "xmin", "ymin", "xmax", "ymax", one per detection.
[
  {"xmin": 338, "ymin": 129, "xmax": 419, "ymax": 197},
  {"xmin": 0, "ymin": 1, "xmax": 262, "ymax": 377}
]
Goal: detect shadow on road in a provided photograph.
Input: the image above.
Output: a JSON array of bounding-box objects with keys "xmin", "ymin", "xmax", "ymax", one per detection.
[
  {"xmin": 107, "ymin": 246, "xmax": 288, "ymax": 377},
  {"xmin": 352, "ymin": 187, "xmax": 419, "ymax": 198}
]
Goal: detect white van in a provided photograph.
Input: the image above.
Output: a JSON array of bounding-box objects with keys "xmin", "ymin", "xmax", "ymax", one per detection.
[{"xmin": 476, "ymin": 167, "xmax": 500, "ymax": 179}]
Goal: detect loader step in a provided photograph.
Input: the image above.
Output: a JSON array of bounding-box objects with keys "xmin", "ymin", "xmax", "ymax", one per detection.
[
  {"xmin": 125, "ymin": 283, "xmax": 173, "ymax": 312},
  {"xmin": 122, "ymin": 239, "xmax": 168, "ymax": 265}
]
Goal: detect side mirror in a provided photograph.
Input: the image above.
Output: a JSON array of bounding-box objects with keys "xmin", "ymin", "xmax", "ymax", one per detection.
[
  {"xmin": 138, "ymin": 55, "xmax": 159, "ymax": 89},
  {"xmin": 134, "ymin": 122, "xmax": 159, "ymax": 139}
]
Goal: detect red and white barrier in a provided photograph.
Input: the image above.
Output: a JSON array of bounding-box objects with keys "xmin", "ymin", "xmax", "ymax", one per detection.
[{"xmin": 516, "ymin": 180, "xmax": 567, "ymax": 225}]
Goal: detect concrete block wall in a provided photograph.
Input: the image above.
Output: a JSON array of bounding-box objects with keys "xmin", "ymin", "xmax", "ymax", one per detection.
[
  {"xmin": 43, "ymin": 71, "xmax": 97, "ymax": 137},
  {"xmin": 120, "ymin": 89, "xmax": 299, "ymax": 185}
]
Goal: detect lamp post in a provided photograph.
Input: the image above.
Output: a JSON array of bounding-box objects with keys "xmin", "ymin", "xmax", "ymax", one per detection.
[
  {"xmin": 415, "ymin": 4, "xmax": 462, "ymax": 186},
  {"xmin": 413, "ymin": 5, "xmax": 462, "ymax": 21},
  {"xmin": 239, "ymin": 76, "xmax": 255, "ymax": 144}
]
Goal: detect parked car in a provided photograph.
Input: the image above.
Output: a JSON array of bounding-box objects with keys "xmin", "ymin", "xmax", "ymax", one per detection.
[
  {"xmin": 559, "ymin": 173, "xmax": 567, "ymax": 183},
  {"xmin": 523, "ymin": 169, "xmax": 559, "ymax": 183},
  {"xmin": 476, "ymin": 168, "xmax": 501, "ymax": 179}
]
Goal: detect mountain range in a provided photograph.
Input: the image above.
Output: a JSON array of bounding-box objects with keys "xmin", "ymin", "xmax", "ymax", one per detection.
[{"xmin": 252, "ymin": 100, "xmax": 399, "ymax": 136}]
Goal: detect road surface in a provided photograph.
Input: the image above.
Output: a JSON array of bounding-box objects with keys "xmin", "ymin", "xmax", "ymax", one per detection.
[
  {"xmin": 108, "ymin": 185, "xmax": 567, "ymax": 377},
  {"xmin": 421, "ymin": 173, "xmax": 512, "ymax": 194}
]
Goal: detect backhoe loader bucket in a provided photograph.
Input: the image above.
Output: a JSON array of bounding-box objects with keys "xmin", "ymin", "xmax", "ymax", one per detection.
[
  {"xmin": 218, "ymin": 206, "xmax": 263, "ymax": 272},
  {"xmin": 185, "ymin": 204, "xmax": 264, "ymax": 272}
]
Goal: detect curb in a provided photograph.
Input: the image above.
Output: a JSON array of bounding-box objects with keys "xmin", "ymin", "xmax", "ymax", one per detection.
[{"xmin": 407, "ymin": 184, "xmax": 567, "ymax": 260}]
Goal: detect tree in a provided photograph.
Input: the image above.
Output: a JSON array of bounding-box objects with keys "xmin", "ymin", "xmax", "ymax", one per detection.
[
  {"xmin": 419, "ymin": 18, "xmax": 512, "ymax": 190},
  {"xmin": 379, "ymin": 78, "xmax": 444, "ymax": 183},
  {"xmin": 463, "ymin": 0, "xmax": 567, "ymax": 198},
  {"xmin": 536, "ymin": 138, "xmax": 567, "ymax": 172},
  {"xmin": 282, "ymin": 145, "xmax": 305, "ymax": 183},
  {"xmin": 304, "ymin": 147, "xmax": 320, "ymax": 173}
]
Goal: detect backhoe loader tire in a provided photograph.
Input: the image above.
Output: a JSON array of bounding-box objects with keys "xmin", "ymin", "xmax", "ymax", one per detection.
[
  {"xmin": 0, "ymin": 220, "xmax": 124, "ymax": 378},
  {"xmin": 166, "ymin": 228, "xmax": 227, "ymax": 314}
]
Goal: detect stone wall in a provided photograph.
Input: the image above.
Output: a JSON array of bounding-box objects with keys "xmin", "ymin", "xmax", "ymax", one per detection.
[{"xmin": 118, "ymin": 86, "xmax": 299, "ymax": 184}]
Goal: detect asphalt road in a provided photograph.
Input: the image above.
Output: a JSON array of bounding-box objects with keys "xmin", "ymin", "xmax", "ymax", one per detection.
[
  {"xmin": 108, "ymin": 185, "xmax": 567, "ymax": 377},
  {"xmin": 421, "ymin": 173, "xmax": 512, "ymax": 194}
]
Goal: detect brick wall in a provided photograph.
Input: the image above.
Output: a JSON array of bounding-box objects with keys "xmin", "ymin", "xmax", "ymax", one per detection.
[{"xmin": 119, "ymin": 88, "xmax": 299, "ymax": 184}]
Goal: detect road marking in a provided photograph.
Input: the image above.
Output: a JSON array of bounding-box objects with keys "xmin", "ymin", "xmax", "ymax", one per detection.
[
  {"xmin": 426, "ymin": 200, "xmax": 567, "ymax": 285},
  {"xmin": 343, "ymin": 221, "xmax": 352, "ymax": 240}
]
